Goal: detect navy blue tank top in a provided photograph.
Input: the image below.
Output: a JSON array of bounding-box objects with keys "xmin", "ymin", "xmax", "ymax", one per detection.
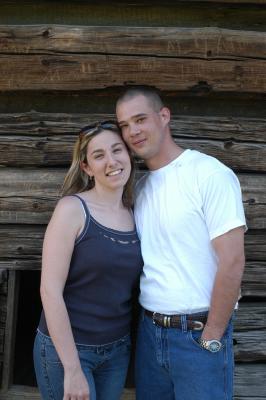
[{"xmin": 39, "ymin": 195, "xmax": 143, "ymax": 345}]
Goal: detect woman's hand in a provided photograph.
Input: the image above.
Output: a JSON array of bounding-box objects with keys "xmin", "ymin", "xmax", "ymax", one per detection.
[{"xmin": 63, "ymin": 365, "xmax": 90, "ymax": 400}]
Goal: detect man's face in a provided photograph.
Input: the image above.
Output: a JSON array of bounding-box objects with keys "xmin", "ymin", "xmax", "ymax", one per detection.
[{"xmin": 116, "ymin": 95, "xmax": 169, "ymax": 161}]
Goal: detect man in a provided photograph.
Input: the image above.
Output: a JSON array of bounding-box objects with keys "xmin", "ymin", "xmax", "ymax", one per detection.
[{"xmin": 116, "ymin": 86, "xmax": 246, "ymax": 400}]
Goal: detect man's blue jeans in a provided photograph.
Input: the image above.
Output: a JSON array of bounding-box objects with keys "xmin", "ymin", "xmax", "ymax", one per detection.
[
  {"xmin": 33, "ymin": 330, "xmax": 130, "ymax": 400},
  {"xmin": 135, "ymin": 309, "xmax": 234, "ymax": 400}
]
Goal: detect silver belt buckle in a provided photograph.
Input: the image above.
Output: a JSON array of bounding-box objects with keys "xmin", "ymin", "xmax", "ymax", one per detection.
[{"xmin": 193, "ymin": 320, "xmax": 204, "ymax": 331}]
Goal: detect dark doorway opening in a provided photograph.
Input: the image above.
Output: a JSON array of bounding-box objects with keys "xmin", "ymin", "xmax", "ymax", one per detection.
[{"xmin": 13, "ymin": 270, "xmax": 42, "ymax": 386}]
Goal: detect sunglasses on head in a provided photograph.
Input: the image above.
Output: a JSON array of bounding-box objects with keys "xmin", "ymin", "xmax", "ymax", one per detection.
[{"xmin": 79, "ymin": 120, "xmax": 119, "ymax": 139}]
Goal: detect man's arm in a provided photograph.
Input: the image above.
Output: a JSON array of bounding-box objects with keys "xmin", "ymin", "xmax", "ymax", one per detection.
[{"xmin": 201, "ymin": 226, "xmax": 245, "ymax": 340}]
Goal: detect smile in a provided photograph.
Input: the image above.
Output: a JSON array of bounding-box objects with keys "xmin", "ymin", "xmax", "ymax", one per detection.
[{"xmin": 106, "ymin": 169, "xmax": 123, "ymax": 176}]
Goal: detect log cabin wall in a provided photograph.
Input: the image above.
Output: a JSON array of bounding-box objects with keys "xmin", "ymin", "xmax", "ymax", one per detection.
[{"xmin": 0, "ymin": 1, "xmax": 265, "ymax": 399}]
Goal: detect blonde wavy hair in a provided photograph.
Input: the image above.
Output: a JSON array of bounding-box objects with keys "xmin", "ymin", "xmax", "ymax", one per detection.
[{"xmin": 61, "ymin": 121, "xmax": 135, "ymax": 208}]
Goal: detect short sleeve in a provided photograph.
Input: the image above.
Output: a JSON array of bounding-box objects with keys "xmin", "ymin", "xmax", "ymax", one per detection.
[{"xmin": 200, "ymin": 169, "xmax": 247, "ymax": 240}]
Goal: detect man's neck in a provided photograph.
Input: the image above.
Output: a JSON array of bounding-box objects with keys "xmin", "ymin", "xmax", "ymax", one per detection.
[{"xmin": 146, "ymin": 143, "xmax": 184, "ymax": 171}]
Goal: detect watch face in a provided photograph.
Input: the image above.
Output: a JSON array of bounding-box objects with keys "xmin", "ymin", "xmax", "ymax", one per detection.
[{"xmin": 209, "ymin": 340, "xmax": 222, "ymax": 352}]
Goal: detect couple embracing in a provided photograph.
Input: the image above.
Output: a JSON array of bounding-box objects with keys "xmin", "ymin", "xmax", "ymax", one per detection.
[{"xmin": 34, "ymin": 86, "xmax": 246, "ymax": 400}]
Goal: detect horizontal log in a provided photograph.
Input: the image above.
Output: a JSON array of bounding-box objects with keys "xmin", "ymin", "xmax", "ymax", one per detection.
[
  {"xmin": 244, "ymin": 231, "xmax": 266, "ymax": 261},
  {"xmin": 0, "ymin": 260, "xmax": 41, "ymax": 271},
  {"xmin": 0, "ymin": 26, "xmax": 265, "ymax": 60},
  {"xmin": 234, "ymin": 302, "xmax": 266, "ymax": 361},
  {"xmin": 0, "ymin": 2, "xmax": 265, "ymax": 29},
  {"xmin": 1, "ymin": 258, "xmax": 265, "ymax": 297},
  {"xmin": 241, "ymin": 262, "xmax": 266, "ymax": 297},
  {"xmin": 234, "ymin": 330, "xmax": 266, "ymax": 361},
  {"xmin": 0, "ymin": 54, "xmax": 265, "ymax": 93},
  {"xmin": 0, "ymin": 169, "xmax": 265, "ymax": 228},
  {"xmin": 235, "ymin": 302, "xmax": 266, "ymax": 332},
  {"xmin": 0, "ymin": 135, "xmax": 265, "ymax": 171},
  {"xmin": 234, "ymin": 363, "xmax": 266, "ymax": 398},
  {"xmin": 1, "ymin": 112, "xmax": 265, "ymax": 142},
  {"xmin": 0, "ymin": 226, "xmax": 45, "ymax": 259},
  {"xmin": 0, "ymin": 226, "xmax": 264, "ymax": 259}
]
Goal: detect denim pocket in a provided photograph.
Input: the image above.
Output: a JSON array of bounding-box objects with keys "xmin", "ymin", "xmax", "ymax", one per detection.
[
  {"xmin": 189, "ymin": 329, "xmax": 205, "ymax": 350},
  {"xmin": 44, "ymin": 341, "xmax": 62, "ymax": 365}
]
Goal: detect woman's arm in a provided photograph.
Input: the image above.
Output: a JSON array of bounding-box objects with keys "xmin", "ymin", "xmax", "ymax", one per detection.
[{"xmin": 40, "ymin": 196, "xmax": 90, "ymax": 400}]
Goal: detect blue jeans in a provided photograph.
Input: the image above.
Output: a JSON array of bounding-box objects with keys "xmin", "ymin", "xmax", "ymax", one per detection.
[
  {"xmin": 135, "ymin": 309, "xmax": 234, "ymax": 400},
  {"xmin": 33, "ymin": 330, "xmax": 131, "ymax": 400}
]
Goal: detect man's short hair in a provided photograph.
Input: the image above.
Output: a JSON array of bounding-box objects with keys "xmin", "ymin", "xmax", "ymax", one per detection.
[{"xmin": 116, "ymin": 85, "xmax": 164, "ymax": 112}]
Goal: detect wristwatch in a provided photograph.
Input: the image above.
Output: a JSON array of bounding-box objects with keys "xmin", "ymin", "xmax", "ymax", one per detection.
[{"xmin": 198, "ymin": 338, "xmax": 222, "ymax": 353}]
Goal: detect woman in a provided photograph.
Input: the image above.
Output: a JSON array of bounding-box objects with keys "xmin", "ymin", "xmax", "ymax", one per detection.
[{"xmin": 33, "ymin": 121, "xmax": 143, "ymax": 400}]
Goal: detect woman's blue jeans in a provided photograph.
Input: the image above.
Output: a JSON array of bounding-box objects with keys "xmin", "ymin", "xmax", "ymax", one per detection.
[
  {"xmin": 135, "ymin": 309, "xmax": 234, "ymax": 400},
  {"xmin": 33, "ymin": 330, "xmax": 131, "ymax": 400}
]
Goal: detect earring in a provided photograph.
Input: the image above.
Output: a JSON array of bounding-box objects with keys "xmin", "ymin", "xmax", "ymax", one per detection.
[{"xmin": 89, "ymin": 175, "xmax": 94, "ymax": 182}]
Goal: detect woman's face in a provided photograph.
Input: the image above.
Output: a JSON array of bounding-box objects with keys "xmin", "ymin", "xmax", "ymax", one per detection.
[{"xmin": 82, "ymin": 130, "xmax": 131, "ymax": 192}]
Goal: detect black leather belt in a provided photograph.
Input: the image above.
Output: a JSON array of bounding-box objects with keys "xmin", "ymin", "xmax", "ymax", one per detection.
[{"xmin": 145, "ymin": 309, "xmax": 207, "ymax": 330}]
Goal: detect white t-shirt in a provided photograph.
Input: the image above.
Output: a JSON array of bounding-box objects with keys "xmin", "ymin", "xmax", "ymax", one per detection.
[{"xmin": 134, "ymin": 149, "xmax": 246, "ymax": 314}]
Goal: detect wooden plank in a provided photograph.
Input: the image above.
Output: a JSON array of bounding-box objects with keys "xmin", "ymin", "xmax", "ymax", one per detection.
[
  {"xmin": 0, "ymin": 226, "xmax": 45, "ymax": 259},
  {"xmin": 244, "ymin": 231, "xmax": 266, "ymax": 261},
  {"xmin": 0, "ymin": 169, "xmax": 265, "ymax": 227},
  {"xmin": 4, "ymin": 225, "xmax": 266, "ymax": 261},
  {"xmin": 0, "ymin": 54, "xmax": 265, "ymax": 93},
  {"xmin": 0, "ymin": 134, "xmax": 265, "ymax": 171},
  {"xmin": 241, "ymin": 262, "xmax": 266, "ymax": 297},
  {"xmin": 0, "ymin": 2, "xmax": 265, "ymax": 30},
  {"xmin": 1, "ymin": 112, "xmax": 265, "ymax": 142},
  {"xmin": 234, "ymin": 330, "xmax": 266, "ymax": 361},
  {"xmin": 234, "ymin": 363, "xmax": 266, "ymax": 398},
  {"xmin": 0, "ymin": 226, "xmax": 264, "ymax": 259},
  {"xmin": 0, "ymin": 260, "xmax": 41, "ymax": 271},
  {"xmin": 234, "ymin": 303, "xmax": 266, "ymax": 361},
  {"xmin": 0, "ymin": 26, "xmax": 265, "ymax": 60},
  {"xmin": 0, "ymin": 260, "xmax": 265, "ymax": 297}
]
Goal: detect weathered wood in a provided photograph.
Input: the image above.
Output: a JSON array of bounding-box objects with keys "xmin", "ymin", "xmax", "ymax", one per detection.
[
  {"xmin": 0, "ymin": 26, "xmax": 265, "ymax": 60},
  {"xmin": 0, "ymin": 169, "xmax": 265, "ymax": 227},
  {"xmin": 234, "ymin": 330, "xmax": 266, "ymax": 361},
  {"xmin": 0, "ymin": 258, "xmax": 263, "ymax": 287},
  {"xmin": 0, "ymin": 226, "xmax": 265, "ymax": 269},
  {"xmin": 1, "ymin": 259, "xmax": 265, "ymax": 297},
  {"xmin": 244, "ymin": 231, "xmax": 266, "ymax": 261},
  {"xmin": 234, "ymin": 363, "xmax": 266, "ymax": 398},
  {"xmin": 0, "ymin": 260, "xmax": 41, "ymax": 271},
  {"xmin": 234, "ymin": 303, "xmax": 266, "ymax": 361},
  {"xmin": 0, "ymin": 135, "xmax": 265, "ymax": 171},
  {"xmin": 241, "ymin": 262, "xmax": 266, "ymax": 297},
  {"xmin": 1, "ymin": 112, "xmax": 265, "ymax": 142},
  {"xmin": 1, "ymin": 113, "xmax": 265, "ymax": 171},
  {"xmin": 0, "ymin": 2, "xmax": 265, "ymax": 30},
  {"xmin": 0, "ymin": 54, "xmax": 265, "ymax": 93},
  {"xmin": 0, "ymin": 226, "xmax": 45, "ymax": 259}
]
